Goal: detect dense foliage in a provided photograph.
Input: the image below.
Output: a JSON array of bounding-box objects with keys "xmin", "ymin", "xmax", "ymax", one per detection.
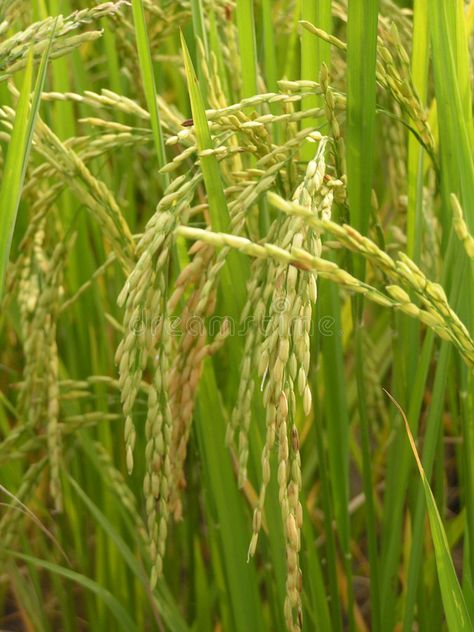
[{"xmin": 0, "ymin": 1, "xmax": 473, "ymax": 631}]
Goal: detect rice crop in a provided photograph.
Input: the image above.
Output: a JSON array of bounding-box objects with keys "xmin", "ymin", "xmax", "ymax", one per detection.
[{"xmin": 0, "ymin": 1, "xmax": 473, "ymax": 631}]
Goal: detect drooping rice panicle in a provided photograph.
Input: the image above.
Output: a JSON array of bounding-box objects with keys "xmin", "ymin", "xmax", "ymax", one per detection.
[
  {"xmin": 176, "ymin": 222, "xmax": 474, "ymax": 370},
  {"xmin": 451, "ymin": 193, "xmax": 474, "ymax": 259},
  {"xmin": 17, "ymin": 226, "xmax": 70, "ymax": 511},
  {"xmin": 0, "ymin": 2, "xmax": 128, "ymax": 79},
  {"xmin": 116, "ymin": 173, "xmax": 200, "ymax": 475},
  {"xmin": 300, "ymin": 17, "xmax": 436, "ymax": 163},
  {"xmin": 225, "ymin": 139, "xmax": 333, "ymax": 632}
]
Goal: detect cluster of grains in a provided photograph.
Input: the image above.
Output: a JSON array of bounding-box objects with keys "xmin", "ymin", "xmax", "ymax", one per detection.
[
  {"xmin": 31, "ymin": 117, "xmax": 136, "ymax": 272},
  {"xmin": 166, "ymin": 128, "xmax": 321, "ymax": 230},
  {"xmin": 451, "ymin": 194, "xmax": 474, "ymax": 259},
  {"xmin": 152, "ymin": 103, "xmax": 330, "ymax": 629},
  {"xmin": 224, "ymin": 129, "xmax": 326, "ymax": 470},
  {"xmin": 0, "ymin": 104, "xmax": 137, "ymax": 273},
  {"xmin": 177, "ymin": 209, "xmax": 474, "ymax": 374},
  {"xmin": 116, "ymin": 175, "xmax": 197, "ymax": 470},
  {"xmin": 166, "ymin": 238, "xmax": 230, "ymax": 520},
  {"xmin": 222, "ymin": 10, "xmax": 242, "ymax": 98},
  {"xmin": 41, "ymin": 88, "xmax": 151, "ymax": 120},
  {"xmin": 162, "ymin": 135, "xmax": 309, "ymax": 520},
  {"xmin": 162, "ymin": 116, "xmax": 325, "ymax": 524},
  {"xmin": 0, "ymin": 94, "xmax": 173, "ymax": 259},
  {"xmin": 263, "ymin": 144, "xmax": 333, "ymax": 632},
  {"xmin": 110, "ymin": 68, "xmax": 330, "ymax": 583},
  {"xmin": 163, "ymin": 131, "xmax": 324, "ymax": 522},
  {"xmin": 320, "ymin": 64, "xmax": 346, "ymax": 179},
  {"xmin": 17, "ymin": 225, "xmax": 68, "ymax": 512},
  {"xmin": 267, "ymin": 193, "xmax": 474, "ymax": 368},
  {"xmin": 299, "ymin": 19, "xmax": 435, "ymax": 162},
  {"xmin": 377, "ymin": 24, "xmax": 435, "ymax": 161},
  {"xmin": 0, "ymin": 1, "xmax": 127, "ymax": 78},
  {"xmin": 227, "ymin": 139, "xmax": 333, "ymax": 632},
  {"xmin": 165, "ymin": 91, "xmax": 332, "ymax": 150},
  {"xmin": 116, "ymin": 173, "xmax": 200, "ymax": 585}
]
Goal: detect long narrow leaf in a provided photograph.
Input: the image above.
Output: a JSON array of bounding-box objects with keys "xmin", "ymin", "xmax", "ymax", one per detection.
[
  {"xmin": 387, "ymin": 390, "xmax": 473, "ymax": 632},
  {"xmin": 180, "ymin": 31, "xmax": 247, "ymax": 318},
  {"xmin": 131, "ymin": 0, "xmax": 168, "ymax": 189},
  {"xmin": 0, "ymin": 17, "xmax": 56, "ymax": 299},
  {"xmin": 8, "ymin": 550, "xmax": 139, "ymax": 632},
  {"xmin": 1, "ymin": 65, "xmax": 33, "ymax": 295}
]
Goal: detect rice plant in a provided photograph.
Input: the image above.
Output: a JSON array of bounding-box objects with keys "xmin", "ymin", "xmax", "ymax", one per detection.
[{"xmin": 1, "ymin": 1, "xmax": 473, "ymax": 630}]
